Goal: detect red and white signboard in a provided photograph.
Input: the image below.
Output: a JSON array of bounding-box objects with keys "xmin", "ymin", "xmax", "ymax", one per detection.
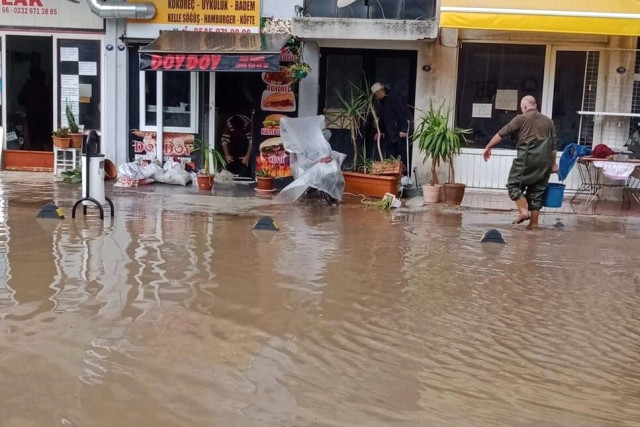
[{"xmin": 0, "ymin": 0, "xmax": 103, "ymax": 30}]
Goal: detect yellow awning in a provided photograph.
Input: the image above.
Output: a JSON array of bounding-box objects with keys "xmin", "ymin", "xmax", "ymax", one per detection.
[{"xmin": 441, "ymin": 0, "xmax": 640, "ymax": 36}]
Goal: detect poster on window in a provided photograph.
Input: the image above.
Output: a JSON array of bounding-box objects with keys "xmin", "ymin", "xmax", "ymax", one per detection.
[
  {"xmin": 252, "ymin": 43, "xmax": 298, "ymax": 178},
  {"xmin": 58, "ymin": 40, "xmax": 101, "ymax": 131},
  {"xmin": 130, "ymin": 130, "xmax": 196, "ymax": 164}
]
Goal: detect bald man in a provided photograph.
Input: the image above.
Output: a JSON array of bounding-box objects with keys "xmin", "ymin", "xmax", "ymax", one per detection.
[{"xmin": 483, "ymin": 96, "xmax": 558, "ymax": 230}]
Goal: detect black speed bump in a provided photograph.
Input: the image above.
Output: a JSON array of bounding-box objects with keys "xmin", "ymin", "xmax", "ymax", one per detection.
[
  {"xmin": 37, "ymin": 203, "xmax": 64, "ymax": 220},
  {"xmin": 252, "ymin": 216, "xmax": 279, "ymax": 232},
  {"xmin": 481, "ymin": 229, "xmax": 505, "ymax": 244}
]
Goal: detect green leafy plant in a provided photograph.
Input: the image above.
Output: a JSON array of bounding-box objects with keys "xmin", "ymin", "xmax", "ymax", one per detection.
[
  {"xmin": 61, "ymin": 166, "xmax": 82, "ymax": 184},
  {"xmin": 52, "ymin": 127, "xmax": 69, "ymax": 138},
  {"xmin": 366, "ymin": 193, "xmax": 395, "ymax": 210},
  {"xmin": 192, "ymin": 139, "xmax": 226, "ymax": 174},
  {"xmin": 337, "ymin": 78, "xmax": 384, "ymax": 168},
  {"xmin": 65, "ymin": 100, "xmax": 79, "ymax": 133},
  {"xmin": 413, "ymin": 102, "xmax": 471, "ymax": 185},
  {"xmin": 354, "ymin": 143, "xmax": 372, "ymax": 174},
  {"xmin": 288, "ymin": 61, "xmax": 312, "ymax": 79},
  {"xmin": 255, "ymin": 169, "xmax": 273, "ymax": 178}
]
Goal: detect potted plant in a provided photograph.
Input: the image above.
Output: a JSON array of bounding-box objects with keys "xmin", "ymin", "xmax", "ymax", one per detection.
[
  {"xmin": 255, "ymin": 168, "xmax": 275, "ymax": 191},
  {"xmin": 288, "ymin": 61, "xmax": 311, "ymax": 80},
  {"xmin": 338, "ymin": 82, "xmax": 401, "ymax": 198},
  {"xmin": 413, "ymin": 102, "xmax": 471, "ymax": 205},
  {"xmin": 52, "ymin": 127, "xmax": 71, "ymax": 149},
  {"xmin": 66, "ymin": 102, "xmax": 84, "ymax": 149},
  {"xmin": 61, "ymin": 166, "xmax": 82, "ymax": 184},
  {"xmin": 192, "ymin": 139, "xmax": 226, "ymax": 191}
]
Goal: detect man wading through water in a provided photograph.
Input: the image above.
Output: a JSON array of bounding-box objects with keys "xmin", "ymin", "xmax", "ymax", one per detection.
[{"xmin": 483, "ymin": 96, "xmax": 558, "ymax": 230}]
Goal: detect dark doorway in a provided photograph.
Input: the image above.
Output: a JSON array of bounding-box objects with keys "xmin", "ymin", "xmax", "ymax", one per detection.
[
  {"xmin": 6, "ymin": 35, "xmax": 53, "ymax": 152},
  {"xmin": 214, "ymin": 72, "xmax": 263, "ymax": 177},
  {"xmin": 318, "ymin": 48, "xmax": 417, "ymax": 167}
]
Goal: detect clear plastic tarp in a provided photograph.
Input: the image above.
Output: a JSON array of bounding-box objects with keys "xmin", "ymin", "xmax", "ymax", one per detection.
[{"xmin": 273, "ymin": 115, "xmax": 346, "ymax": 204}]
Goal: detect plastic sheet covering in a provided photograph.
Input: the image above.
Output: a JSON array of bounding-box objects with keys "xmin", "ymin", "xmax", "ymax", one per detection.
[{"xmin": 273, "ymin": 116, "xmax": 346, "ymax": 204}]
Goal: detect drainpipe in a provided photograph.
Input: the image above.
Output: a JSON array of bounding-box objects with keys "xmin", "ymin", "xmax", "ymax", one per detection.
[{"xmin": 86, "ymin": 0, "xmax": 156, "ymax": 19}]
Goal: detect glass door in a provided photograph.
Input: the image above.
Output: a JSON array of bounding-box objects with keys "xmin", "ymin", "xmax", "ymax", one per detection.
[
  {"xmin": 6, "ymin": 35, "xmax": 53, "ymax": 152},
  {"xmin": 549, "ymin": 49, "xmax": 601, "ymax": 150}
]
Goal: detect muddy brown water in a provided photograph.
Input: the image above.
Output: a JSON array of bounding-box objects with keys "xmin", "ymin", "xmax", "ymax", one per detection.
[{"xmin": 1, "ymin": 184, "xmax": 640, "ymax": 426}]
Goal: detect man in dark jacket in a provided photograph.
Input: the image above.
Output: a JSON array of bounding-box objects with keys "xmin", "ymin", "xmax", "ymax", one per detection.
[{"xmin": 371, "ymin": 82, "xmax": 411, "ymax": 170}]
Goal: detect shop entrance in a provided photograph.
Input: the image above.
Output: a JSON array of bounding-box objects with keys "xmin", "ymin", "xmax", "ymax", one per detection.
[
  {"xmin": 213, "ymin": 72, "xmax": 263, "ymax": 178},
  {"xmin": 5, "ymin": 35, "xmax": 53, "ymax": 160},
  {"xmin": 318, "ymin": 48, "xmax": 417, "ymax": 167}
]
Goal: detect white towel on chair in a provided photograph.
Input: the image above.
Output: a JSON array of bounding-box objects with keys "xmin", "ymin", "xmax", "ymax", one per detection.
[{"xmin": 593, "ymin": 161, "xmax": 637, "ymax": 181}]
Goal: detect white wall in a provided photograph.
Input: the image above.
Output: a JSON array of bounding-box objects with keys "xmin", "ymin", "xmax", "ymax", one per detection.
[
  {"xmin": 413, "ymin": 28, "xmax": 458, "ymax": 185},
  {"xmin": 104, "ymin": 19, "xmax": 130, "ymax": 167},
  {"xmin": 298, "ymin": 41, "xmax": 319, "ymax": 117},
  {"xmin": 263, "ymin": 0, "xmax": 298, "ymax": 19}
]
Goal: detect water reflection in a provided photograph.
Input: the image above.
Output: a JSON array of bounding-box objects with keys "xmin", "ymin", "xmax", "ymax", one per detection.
[{"xmin": 0, "ymin": 195, "xmax": 16, "ymax": 319}]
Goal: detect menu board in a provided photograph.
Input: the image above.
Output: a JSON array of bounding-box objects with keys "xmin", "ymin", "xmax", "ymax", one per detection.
[{"xmin": 253, "ymin": 45, "xmax": 298, "ymax": 178}]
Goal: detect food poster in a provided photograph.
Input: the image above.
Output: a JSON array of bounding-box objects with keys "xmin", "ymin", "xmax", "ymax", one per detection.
[
  {"xmin": 252, "ymin": 43, "xmax": 299, "ymax": 179},
  {"xmin": 130, "ymin": 130, "xmax": 196, "ymax": 167}
]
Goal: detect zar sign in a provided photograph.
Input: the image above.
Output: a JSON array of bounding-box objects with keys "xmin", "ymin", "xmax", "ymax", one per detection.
[{"xmin": 0, "ymin": 0, "xmax": 103, "ymax": 29}]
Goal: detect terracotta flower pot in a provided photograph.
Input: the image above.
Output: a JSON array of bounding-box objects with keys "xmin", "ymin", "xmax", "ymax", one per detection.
[
  {"xmin": 443, "ymin": 183, "xmax": 466, "ymax": 205},
  {"xmin": 52, "ymin": 136, "xmax": 71, "ymax": 149},
  {"xmin": 257, "ymin": 176, "xmax": 275, "ymax": 191},
  {"xmin": 422, "ymin": 184, "xmax": 441, "ymax": 204},
  {"xmin": 104, "ymin": 159, "xmax": 117, "ymax": 180},
  {"xmin": 343, "ymin": 171, "xmax": 399, "ymax": 199},
  {"xmin": 197, "ymin": 174, "xmax": 214, "ymax": 191},
  {"xmin": 69, "ymin": 133, "xmax": 84, "ymax": 149}
]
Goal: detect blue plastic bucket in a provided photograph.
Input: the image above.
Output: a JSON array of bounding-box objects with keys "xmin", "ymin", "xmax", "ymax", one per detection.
[{"xmin": 543, "ymin": 183, "xmax": 565, "ymax": 208}]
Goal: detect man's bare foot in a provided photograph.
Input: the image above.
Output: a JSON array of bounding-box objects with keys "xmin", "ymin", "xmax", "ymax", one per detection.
[
  {"xmin": 526, "ymin": 223, "xmax": 539, "ymax": 231},
  {"xmin": 513, "ymin": 212, "xmax": 531, "ymax": 224}
]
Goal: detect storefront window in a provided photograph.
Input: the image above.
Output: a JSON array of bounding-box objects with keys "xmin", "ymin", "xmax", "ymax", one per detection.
[
  {"xmin": 631, "ymin": 44, "xmax": 640, "ymax": 135},
  {"xmin": 58, "ymin": 39, "xmax": 101, "ymax": 132},
  {"xmin": 163, "ymin": 72, "xmax": 191, "ymax": 128},
  {"xmin": 144, "ymin": 71, "xmax": 157, "ymax": 126},
  {"xmin": 455, "ymin": 43, "xmax": 546, "ymax": 149},
  {"xmin": 140, "ymin": 71, "xmax": 198, "ymax": 133}
]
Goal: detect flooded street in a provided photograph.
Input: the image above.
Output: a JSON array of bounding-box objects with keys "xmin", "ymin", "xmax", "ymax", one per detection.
[{"xmin": 1, "ymin": 173, "xmax": 640, "ymax": 426}]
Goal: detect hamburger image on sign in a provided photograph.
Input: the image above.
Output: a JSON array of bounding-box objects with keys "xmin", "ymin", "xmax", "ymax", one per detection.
[
  {"xmin": 262, "ymin": 114, "xmax": 287, "ymax": 130},
  {"xmin": 259, "ymin": 137, "xmax": 286, "ymax": 160},
  {"xmin": 261, "ymin": 91, "xmax": 296, "ymax": 112},
  {"xmin": 261, "ymin": 67, "xmax": 294, "ymax": 87},
  {"xmin": 257, "ymin": 137, "xmax": 291, "ymax": 178}
]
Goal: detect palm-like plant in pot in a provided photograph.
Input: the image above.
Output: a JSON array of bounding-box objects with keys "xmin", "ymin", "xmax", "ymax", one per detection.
[
  {"xmin": 337, "ymin": 81, "xmax": 402, "ymax": 198},
  {"xmin": 192, "ymin": 139, "xmax": 226, "ymax": 191},
  {"xmin": 413, "ymin": 102, "xmax": 471, "ymax": 204}
]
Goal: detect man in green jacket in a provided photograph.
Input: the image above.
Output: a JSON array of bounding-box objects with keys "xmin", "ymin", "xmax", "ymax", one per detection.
[{"xmin": 483, "ymin": 96, "xmax": 558, "ymax": 230}]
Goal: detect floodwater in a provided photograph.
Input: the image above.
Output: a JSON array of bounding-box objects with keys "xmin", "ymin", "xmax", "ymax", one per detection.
[{"xmin": 1, "ymin": 176, "xmax": 640, "ymax": 426}]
